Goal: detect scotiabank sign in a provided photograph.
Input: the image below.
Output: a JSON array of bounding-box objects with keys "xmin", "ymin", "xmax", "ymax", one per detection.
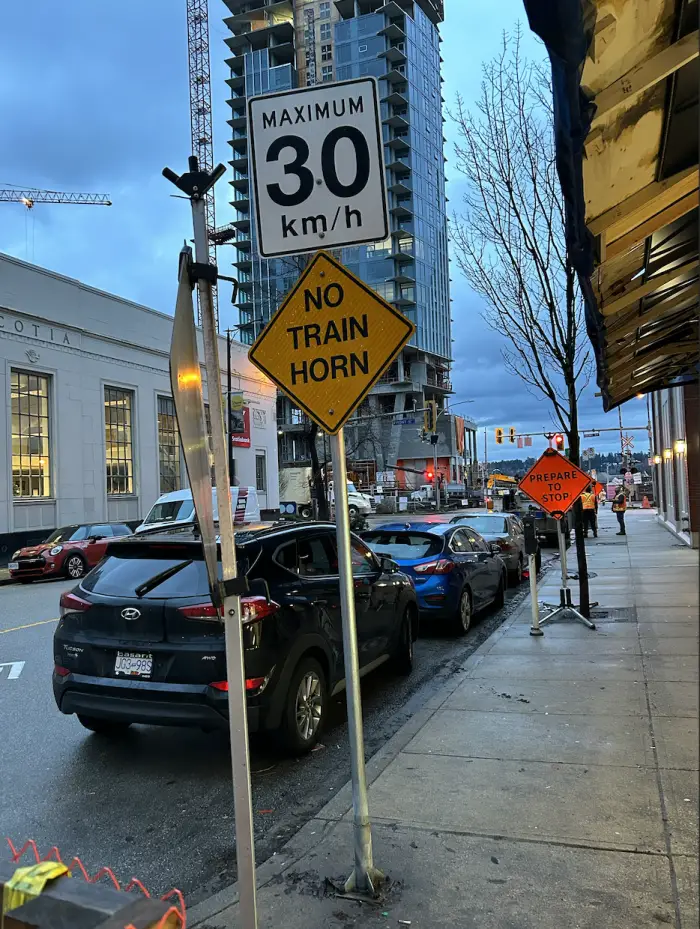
[{"xmin": 232, "ymin": 406, "xmax": 251, "ymax": 448}]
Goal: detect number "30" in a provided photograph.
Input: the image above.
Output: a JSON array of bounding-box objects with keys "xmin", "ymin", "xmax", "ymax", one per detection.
[{"xmin": 266, "ymin": 126, "xmax": 371, "ymax": 207}]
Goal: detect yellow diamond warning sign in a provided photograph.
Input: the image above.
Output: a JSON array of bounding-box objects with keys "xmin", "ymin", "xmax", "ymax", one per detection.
[{"xmin": 248, "ymin": 251, "xmax": 415, "ymax": 434}]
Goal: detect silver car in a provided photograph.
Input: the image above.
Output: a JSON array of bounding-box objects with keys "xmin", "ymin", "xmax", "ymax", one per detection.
[{"xmin": 449, "ymin": 513, "xmax": 540, "ymax": 584}]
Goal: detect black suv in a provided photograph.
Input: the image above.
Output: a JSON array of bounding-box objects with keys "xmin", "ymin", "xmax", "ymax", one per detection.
[{"xmin": 53, "ymin": 522, "xmax": 418, "ymax": 754}]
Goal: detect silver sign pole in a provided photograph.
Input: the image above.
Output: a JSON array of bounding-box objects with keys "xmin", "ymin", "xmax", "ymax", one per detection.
[{"xmin": 330, "ymin": 427, "xmax": 383, "ymax": 894}]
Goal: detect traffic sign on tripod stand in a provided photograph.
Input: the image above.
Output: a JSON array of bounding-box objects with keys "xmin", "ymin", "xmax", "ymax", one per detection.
[{"xmin": 518, "ymin": 449, "xmax": 595, "ymax": 632}]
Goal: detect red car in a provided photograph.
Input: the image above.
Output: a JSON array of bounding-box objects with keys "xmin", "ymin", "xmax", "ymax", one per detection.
[{"xmin": 8, "ymin": 523, "xmax": 132, "ymax": 583}]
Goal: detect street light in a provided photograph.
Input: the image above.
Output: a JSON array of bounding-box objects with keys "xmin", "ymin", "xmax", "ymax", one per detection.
[
  {"xmin": 674, "ymin": 439, "xmax": 687, "ymax": 455},
  {"xmin": 663, "ymin": 448, "xmax": 673, "ymax": 460},
  {"xmin": 653, "ymin": 454, "xmax": 662, "ymax": 465}
]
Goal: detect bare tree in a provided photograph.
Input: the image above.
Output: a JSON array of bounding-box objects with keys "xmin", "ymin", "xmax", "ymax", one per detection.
[{"xmin": 451, "ymin": 29, "xmax": 593, "ymax": 614}]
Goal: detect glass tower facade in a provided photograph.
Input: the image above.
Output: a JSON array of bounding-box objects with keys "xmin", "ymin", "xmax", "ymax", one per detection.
[{"xmin": 224, "ymin": 0, "xmax": 452, "ymax": 475}]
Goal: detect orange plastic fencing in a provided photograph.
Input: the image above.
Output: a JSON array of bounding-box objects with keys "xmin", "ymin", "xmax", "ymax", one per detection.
[{"xmin": 6, "ymin": 838, "xmax": 186, "ymax": 929}]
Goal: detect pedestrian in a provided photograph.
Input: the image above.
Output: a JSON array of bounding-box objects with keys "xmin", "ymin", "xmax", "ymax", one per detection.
[
  {"xmin": 612, "ymin": 486, "xmax": 627, "ymax": 535},
  {"xmin": 581, "ymin": 484, "xmax": 598, "ymax": 538}
]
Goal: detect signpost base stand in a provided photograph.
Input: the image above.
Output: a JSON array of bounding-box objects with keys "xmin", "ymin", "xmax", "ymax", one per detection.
[
  {"xmin": 540, "ymin": 587, "xmax": 596, "ymax": 629},
  {"xmin": 539, "ymin": 520, "xmax": 596, "ymax": 630},
  {"xmin": 344, "ymin": 865, "xmax": 385, "ymax": 896}
]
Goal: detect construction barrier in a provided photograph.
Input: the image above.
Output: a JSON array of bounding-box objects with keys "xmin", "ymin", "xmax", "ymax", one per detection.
[{"xmin": 2, "ymin": 839, "xmax": 185, "ymax": 929}]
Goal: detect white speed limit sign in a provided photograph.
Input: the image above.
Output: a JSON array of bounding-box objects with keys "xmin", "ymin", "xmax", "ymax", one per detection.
[{"xmin": 248, "ymin": 77, "xmax": 389, "ymax": 258}]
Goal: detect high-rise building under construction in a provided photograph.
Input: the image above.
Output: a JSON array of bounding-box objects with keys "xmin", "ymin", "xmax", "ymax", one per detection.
[{"xmin": 224, "ymin": 1, "xmax": 475, "ymax": 488}]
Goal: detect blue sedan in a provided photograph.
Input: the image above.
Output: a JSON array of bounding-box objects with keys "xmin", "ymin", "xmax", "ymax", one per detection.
[{"xmin": 362, "ymin": 522, "xmax": 507, "ymax": 635}]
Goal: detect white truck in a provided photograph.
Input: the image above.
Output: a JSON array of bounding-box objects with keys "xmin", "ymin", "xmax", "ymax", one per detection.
[
  {"xmin": 135, "ymin": 487, "xmax": 261, "ymax": 534},
  {"xmin": 279, "ymin": 467, "xmax": 373, "ymax": 518}
]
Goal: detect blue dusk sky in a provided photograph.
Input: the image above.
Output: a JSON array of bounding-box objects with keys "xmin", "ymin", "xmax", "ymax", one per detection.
[{"xmin": 0, "ymin": 1, "xmax": 646, "ymax": 460}]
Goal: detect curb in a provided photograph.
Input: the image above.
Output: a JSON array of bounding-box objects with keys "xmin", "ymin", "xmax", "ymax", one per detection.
[{"xmin": 187, "ymin": 590, "xmax": 538, "ymax": 927}]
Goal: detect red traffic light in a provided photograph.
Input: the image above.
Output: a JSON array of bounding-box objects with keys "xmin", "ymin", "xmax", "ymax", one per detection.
[
  {"xmin": 553, "ymin": 433, "xmax": 565, "ymax": 451},
  {"xmin": 426, "ymin": 469, "xmax": 434, "ymax": 481}
]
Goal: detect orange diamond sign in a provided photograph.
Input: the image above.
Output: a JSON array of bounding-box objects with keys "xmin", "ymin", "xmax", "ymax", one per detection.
[
  {"xmin": 518, "ymin": 448, "xmax": 592, "ymax": 519},
  {"xmin": 248, "ymin": 250, "xmax": 415, "ymax": 434}
]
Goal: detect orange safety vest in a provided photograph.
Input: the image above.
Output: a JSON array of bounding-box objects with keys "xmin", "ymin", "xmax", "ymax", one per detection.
[
  {"xmin": 612, "ymin": 493, "xmax": 627, "ymax": 512},
  {"xmin": 581, "ymin": 491, "xmax": 596, "ymax": 510}
]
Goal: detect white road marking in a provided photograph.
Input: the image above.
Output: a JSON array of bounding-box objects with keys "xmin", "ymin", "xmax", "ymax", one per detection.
[{"xmin": 0, "ymin": 661, "xmax": 26, "ymax": 680}]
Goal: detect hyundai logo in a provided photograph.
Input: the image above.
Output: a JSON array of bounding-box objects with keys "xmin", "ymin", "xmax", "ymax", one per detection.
[{"xmin": 121, "ymin": 608, "xmax": 141, "ymax": 621}]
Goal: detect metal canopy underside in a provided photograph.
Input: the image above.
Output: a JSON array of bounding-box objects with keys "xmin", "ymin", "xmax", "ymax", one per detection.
[{"xmin": 525, "ymin": 0, "xmax": 698, "ymax": 411}]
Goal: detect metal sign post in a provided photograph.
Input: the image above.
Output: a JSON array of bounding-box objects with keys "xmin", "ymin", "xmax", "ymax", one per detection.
[
  {"xmin": 164, "ymin": 157, "xmax": 258, "ymax": 929},
  {"xmin": 246, "ymin": 77, "xmax": 412, "ymax": 895},
  {"xmin": 330, "ymin": 428, "xmax": 383, "ymax": 894}
]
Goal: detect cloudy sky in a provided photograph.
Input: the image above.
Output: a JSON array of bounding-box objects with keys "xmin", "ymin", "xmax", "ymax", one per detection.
[{"xmin": 0, "ymin": 0, "xmax": 647, "ymax": 460}]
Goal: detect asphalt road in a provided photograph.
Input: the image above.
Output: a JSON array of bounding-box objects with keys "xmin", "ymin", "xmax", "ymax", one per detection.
[{"xmin": 0, "ymin": 548, "xmax": 554, "ymax": 907}]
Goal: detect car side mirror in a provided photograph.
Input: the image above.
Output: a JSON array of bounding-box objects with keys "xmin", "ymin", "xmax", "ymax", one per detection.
[
  {"xmin": 489, "ymin": 543, "xmax": 501, "ymax": 555},
  {"xmin": 87, "ymin": 536, "xmax": 100, "ymax": 543},
  {"xmin": 379, "ymin": 555, "xmax": 399, "ymax": 573}
]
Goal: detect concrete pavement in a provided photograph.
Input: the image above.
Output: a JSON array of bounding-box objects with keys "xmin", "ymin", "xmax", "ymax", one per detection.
[{"xmin": 190, "ymin": 507, "xmax": 699, "ymax": 929}]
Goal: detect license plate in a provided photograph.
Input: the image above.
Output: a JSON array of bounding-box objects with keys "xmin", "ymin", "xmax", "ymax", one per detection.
[
  {"xmin": 8, "ymin": 563, "xmax": 18, "ymax": 571},
  {"xmin": 115, "ymin": 651, "xmax": 153, "ymax": 678}
]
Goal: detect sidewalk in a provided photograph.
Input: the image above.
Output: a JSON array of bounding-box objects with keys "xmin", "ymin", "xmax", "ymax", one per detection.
[{"xmin": 190, "ymin": 507, "xmax": 699, "ymax": 929}]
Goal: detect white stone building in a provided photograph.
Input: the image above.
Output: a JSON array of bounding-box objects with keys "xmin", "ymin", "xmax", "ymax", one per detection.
[{"xmin": 0, "ymin": 253, "xmax": 279, "ymax": 556}]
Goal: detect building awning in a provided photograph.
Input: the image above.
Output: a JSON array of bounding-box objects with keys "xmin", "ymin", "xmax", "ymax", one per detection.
[{"xmin": 524, "ymin": 0, "xmax": 698, "ymax": 410}]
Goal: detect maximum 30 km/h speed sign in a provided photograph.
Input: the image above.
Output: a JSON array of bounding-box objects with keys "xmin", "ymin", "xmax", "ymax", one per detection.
[{"xmin": 248, "ymin": 77, "xmax": 389, "ymax": 258}]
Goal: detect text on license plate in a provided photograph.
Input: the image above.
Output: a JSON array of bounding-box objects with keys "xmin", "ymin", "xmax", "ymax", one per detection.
[
  {"xmin": 8, "ymin": 563, "xmax": 18, "ymax": 571},
  {"xmin": 115, "ymin": 651, "xmax": 153, "ymax": 677}
]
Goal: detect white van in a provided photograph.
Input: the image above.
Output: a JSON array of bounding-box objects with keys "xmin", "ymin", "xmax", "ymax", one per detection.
[{"xmin": 135, "ymin": 487, "xmax": 260, "ymax": 534}]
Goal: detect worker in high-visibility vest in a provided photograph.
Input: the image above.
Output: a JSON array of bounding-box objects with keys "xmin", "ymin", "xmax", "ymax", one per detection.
[
  {"xmin": 612, "ymin": 487, "xmax": 628, "ymax": 536},
  {"xmin": 581, "ymin": 485, "xmax": 598, "ymax": 538}
]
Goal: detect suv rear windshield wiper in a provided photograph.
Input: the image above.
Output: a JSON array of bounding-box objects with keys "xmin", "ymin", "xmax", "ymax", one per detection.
[{"xmin": 135, "ymin": 560, "xmax": 193, "ymax": 598}]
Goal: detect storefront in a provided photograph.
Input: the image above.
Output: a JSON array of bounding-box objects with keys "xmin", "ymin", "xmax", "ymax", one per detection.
[{"xmin": 0, "ymin": 253, "xmax": 279, "ymax": 559}]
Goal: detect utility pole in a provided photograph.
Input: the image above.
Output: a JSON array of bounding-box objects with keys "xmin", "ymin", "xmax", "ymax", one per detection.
[
  {"xmin": 164, "ymin": 156, "xmax": 257, "ymax": 929},
  {"xmin": 484, "ymin": 427, "xmax": 488, "ymax": 486},
  {"xmin": 226, "ymin": 330, "xmax": 235, "ymax": 486}
]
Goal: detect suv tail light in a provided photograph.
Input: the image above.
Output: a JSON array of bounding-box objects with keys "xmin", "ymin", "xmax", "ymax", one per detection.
[
  {"xmin": 240, "ymin": 596, "xmax": 280, "ymax": 623},
  {"xmin": 413, "ymin": 559, "xmax": 454, "ymax": 575},
  {"xmin": 179, "ymin": 596, "xmax": 279, "ymax": 624},
  {"xmin": 59, "ymin": 592, "xmax": 92, "ymax": 617},
  {"xmin": 210, "ymin": 676, "xmax": 268, "ymax": 693},
  {"xmin": 178, "ymin": 603, "xmax": 220, "ymax": 622}
]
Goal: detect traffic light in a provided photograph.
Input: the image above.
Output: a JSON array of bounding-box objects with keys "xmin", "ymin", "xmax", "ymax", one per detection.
[
  {"xmin": 425, "ymin": 468, "xmax": 434, "ymax": 482},
  {"xmin": 495, "ymin": 427, "xmax": 504, "ymax": 445},
  {"xmin": 553, "ymin": 433, "xmax": 565, "ymax": 451},
  {"xmin": 509, "ymin": 427, "xmax": 516, "ymax": 444},
  {"xmin": 424, "ymin": 400, "xmax": 438, "ymax": 433}
]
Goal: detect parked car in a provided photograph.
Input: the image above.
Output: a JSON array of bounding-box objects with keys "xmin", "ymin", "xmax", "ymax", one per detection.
[
  {"xmin": 53, "ymin": 522, "xmax": 418, "ymax": 755},
  {"xmin": 8, "ymin": 523, "xmax": 133, "ymax": 583},
  {"xmin": 449, "ymin": 513, "xmax": 541, "ymax": 583},
  {"xmin": 361, "ymin": 522, "xmax": 507, "ymax": 636}
]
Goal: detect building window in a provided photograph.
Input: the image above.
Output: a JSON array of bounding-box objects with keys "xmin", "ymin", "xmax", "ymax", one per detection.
[
  {"xmin": 255, "ymin": 451, "xmax": 267, "ymax": 492},
  {"xmin": 158, "ymin": 396, "xmax": 181, "ymax": 494},
  {"xmin": 320, "ymin": 22, "xmax": 331, "ymax": 40},
  {"xmin": 104, "ymin": 386, "xmax": 134, "ymax": 495},
  {"xmin": 321, "ymin": 65, "xmax": 333, "ymax": 82},
  {"xmin": 11, "ymin": 370, "xmax": 51, "ymax": 498},
  {"xmin": 319, "ymin": 0, "xmax": 331, "ymax": 18},
  {"xmin": 321, "ymin": 43, "xmax": 332, "ymax": 61}
]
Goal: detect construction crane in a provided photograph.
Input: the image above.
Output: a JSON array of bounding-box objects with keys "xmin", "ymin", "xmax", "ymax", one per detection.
[
  {"xmin": 186, "ymin": 0, "xmax": 237, "ymax": 330},
  {"xmin": 0, "ymin": 188, "xmax": 112, "ymax": 208}
]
